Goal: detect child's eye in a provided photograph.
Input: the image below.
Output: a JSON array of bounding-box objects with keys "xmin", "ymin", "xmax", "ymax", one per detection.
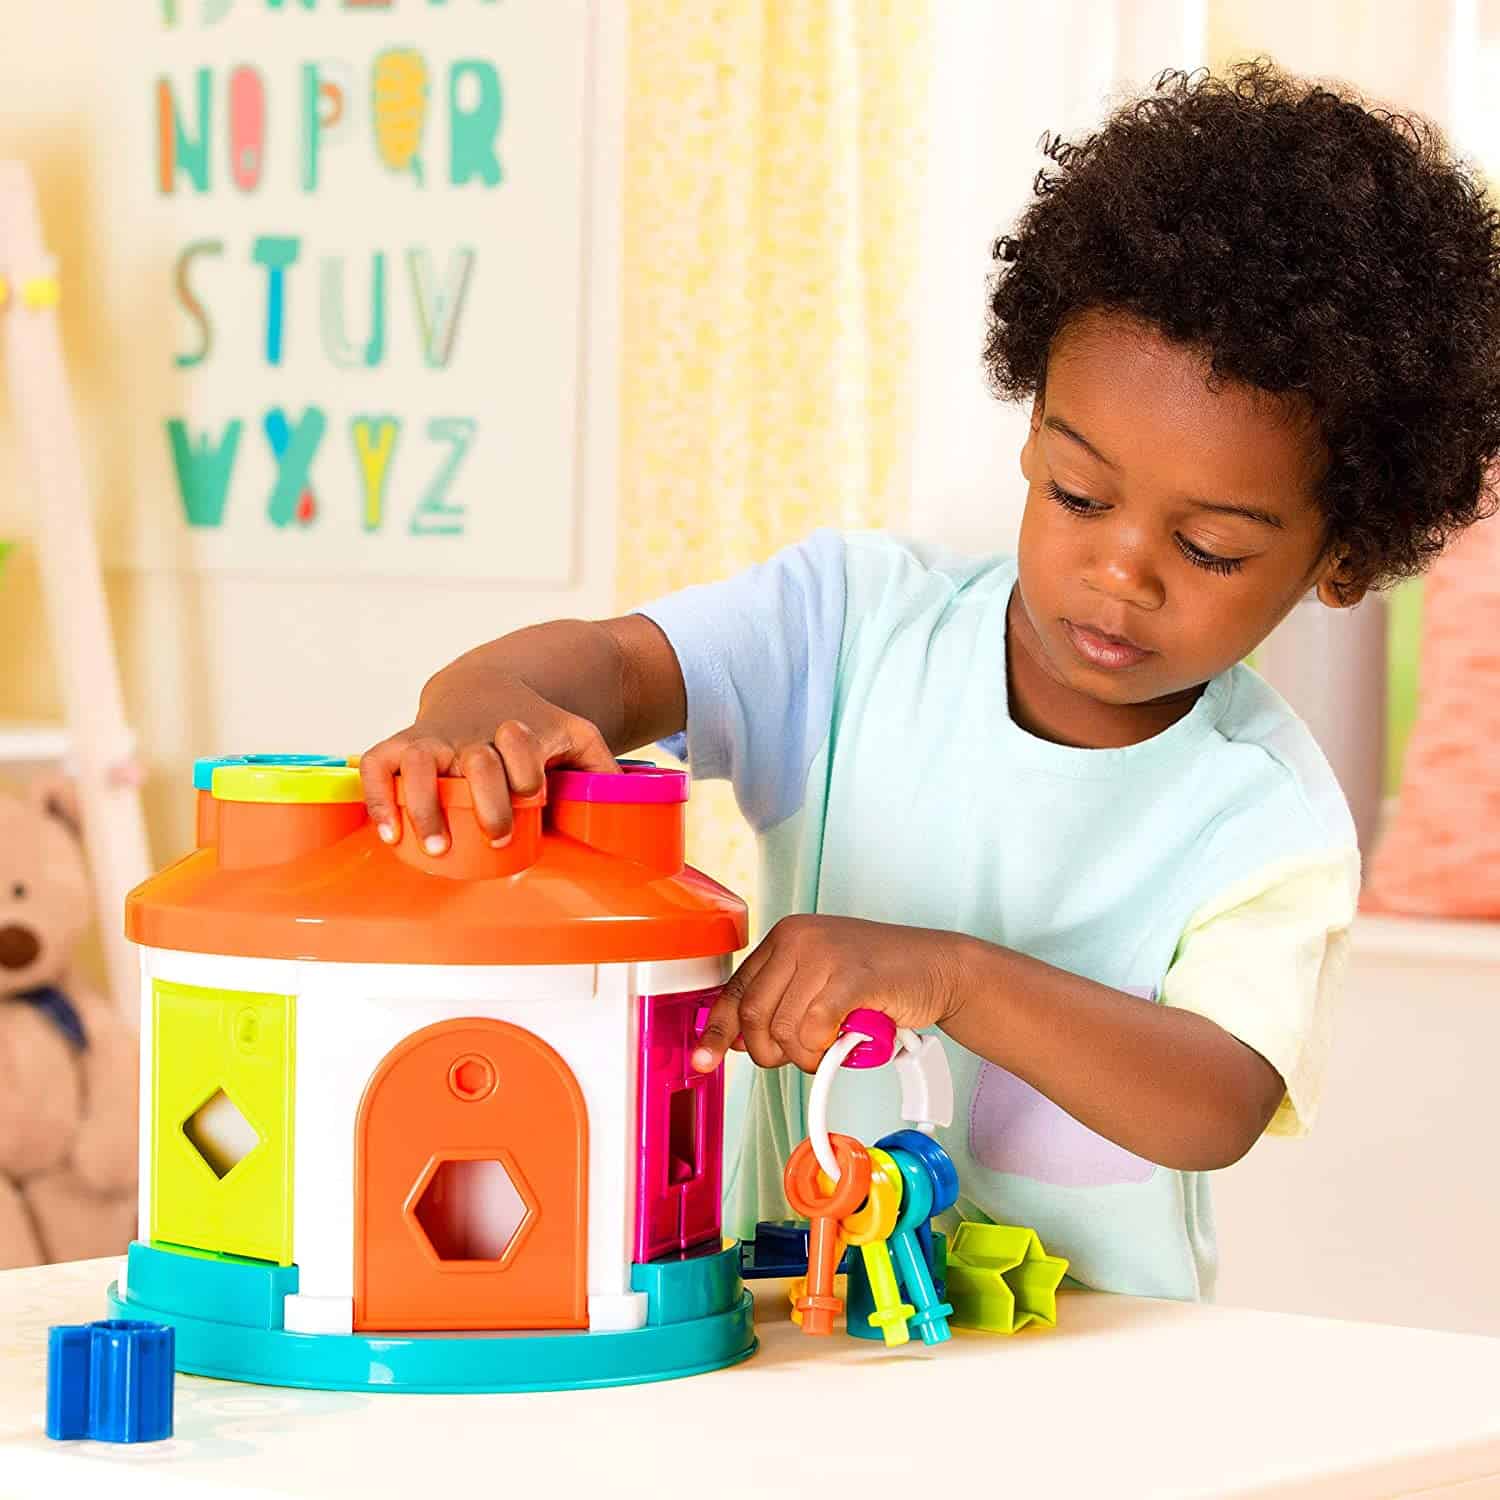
[
  {"xmin": 10, "ymin": 883, "xmax": 25, "ymax": 900},
  {"xmin": 1047, "ymin": 480, "xmax": 1247, "ymax": 576},
  {"xmin": 1176, "ymin": 536, "xmax": 1246, "ymax": 576},
  {"xmin": 1045, "ymin": 480, "xmax": 1106, "ymax": 516}
]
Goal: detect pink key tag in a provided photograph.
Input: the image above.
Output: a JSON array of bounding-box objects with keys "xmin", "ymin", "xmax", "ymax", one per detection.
[{"xmin": 840, "ymin": 1008, "xmax": 897, "ymax": 1069}]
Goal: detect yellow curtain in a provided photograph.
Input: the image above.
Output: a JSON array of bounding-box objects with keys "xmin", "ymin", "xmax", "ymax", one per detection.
[{"xmin": 618, "ymin": 0, "xmax": 933, "ymax": 920}]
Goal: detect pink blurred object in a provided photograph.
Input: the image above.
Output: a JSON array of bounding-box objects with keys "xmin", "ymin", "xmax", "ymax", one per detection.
[
  {"xmin": 1364, "ymin": 512, "xmax": 1500, "ymax": 918},
  {"xmin": 106, "ymin": 760, "xmax": 146, "ymax": 790}
]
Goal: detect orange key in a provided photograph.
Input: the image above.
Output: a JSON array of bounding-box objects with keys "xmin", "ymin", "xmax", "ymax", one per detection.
[{"xmin": 783, "ymin": 1135, "xmax": 871, "ymax": 1336}]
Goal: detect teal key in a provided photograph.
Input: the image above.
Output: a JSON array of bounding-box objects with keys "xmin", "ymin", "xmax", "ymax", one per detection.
[
  {"xmin": 886, "ymin": 1147, "xmax": 953, "ymax": 1345},
  {"xmin": 878, "ymin": 1128, "xmax": 959, "ymax": 1277}
]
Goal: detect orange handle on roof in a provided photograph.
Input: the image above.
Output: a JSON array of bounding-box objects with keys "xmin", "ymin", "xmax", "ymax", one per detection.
[{"xmin": 393, "ymin": 777, "xmax": 545, "ymax": 881}]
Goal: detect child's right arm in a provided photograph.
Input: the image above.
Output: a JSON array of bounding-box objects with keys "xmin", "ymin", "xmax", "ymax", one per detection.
[{"xmin": 359, "ymin": 614, "xmax": 687, "ymax": 854}]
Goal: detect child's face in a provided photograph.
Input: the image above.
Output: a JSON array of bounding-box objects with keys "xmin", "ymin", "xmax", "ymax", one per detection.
[{"xmin": 1014, "ymin": 309, "xmax": 1354, "ymax": 719}]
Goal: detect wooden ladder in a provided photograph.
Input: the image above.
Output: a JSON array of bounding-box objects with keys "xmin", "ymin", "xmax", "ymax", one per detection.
[{"xmin": 0, "ymin": 160, "xmax": 151, "ymax": 1017}]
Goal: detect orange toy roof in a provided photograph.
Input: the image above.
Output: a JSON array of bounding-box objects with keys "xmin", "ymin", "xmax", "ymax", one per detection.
[{"xmin": 127, "ymin": 764, "xmax": 748, "ymax": 967}]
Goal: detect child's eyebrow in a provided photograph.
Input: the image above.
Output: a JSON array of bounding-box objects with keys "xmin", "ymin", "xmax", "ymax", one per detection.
[
  {"xmin": 1046, "ymin": 415, "xmax": 1286, "ymax": 529},
  {"xmin": 1045, "ymin": 415, "xmax": 1119, "ymax": 469},
  {"xmin": 1188, "ymin": 499, "xmax": 1286, "ymax": 530}
]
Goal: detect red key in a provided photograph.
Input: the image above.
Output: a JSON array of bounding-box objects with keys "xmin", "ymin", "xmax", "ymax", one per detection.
[{"xmin": 783, "ymin": 1134, "xmax": 871, "ymax": 1336}]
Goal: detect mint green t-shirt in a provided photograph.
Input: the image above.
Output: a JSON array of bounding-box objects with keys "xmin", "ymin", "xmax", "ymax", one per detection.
[{"xmin": 639, "ymin": 531, "xmax": 1359, "ymax": 1300}]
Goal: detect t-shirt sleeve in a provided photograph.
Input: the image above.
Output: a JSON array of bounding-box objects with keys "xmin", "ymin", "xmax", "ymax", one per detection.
[
  {"xmin": 1160, "ymin": 848, "xmax": 1360, "ymax": 1137},
  {"xmin": 632, "ymin": 529, "xmax": 847, "ymax": 833}
]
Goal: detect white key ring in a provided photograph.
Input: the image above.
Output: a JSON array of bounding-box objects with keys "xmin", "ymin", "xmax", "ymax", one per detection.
[{"xmin": 806, "ymin": 1022, "xmax": 954, "ymax": 1182}]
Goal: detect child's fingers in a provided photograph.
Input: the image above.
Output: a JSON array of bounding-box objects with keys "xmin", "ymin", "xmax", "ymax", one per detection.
[
  {"xmin": 493, "ymin": 720, "xmax": 547, "ymax": 798},
  {"xmin": 692, "ymin": 991, "xmax": 741, "ymax": 1074},
  {"xmin": 766, "ymin": 982, "xmax": 830, "ymax": 1074},
  {"xmin": 399, "ymin": 740, "xmax": 454, "ymax": 853},
  {"xmin": 736, "ymin": 950, "xmax": 806, "ymax": 1071},
  {"xmin": 541, "ymin": 712, "xmax": 620, "ymax": 774},
  {"xmin": 691, "ymin": 942, "xmax": 776, "ymax": 1073},
  {"xmin": 358, "ymin": 739, "xmax": 406, "ymax": 844},
  {"xmin": 798, "ymin": 983, "xmax": 853, "ymax": 1061},
  {"xmin": 458, "ymin": 743, "xmax": 515, "ymax": 846}
]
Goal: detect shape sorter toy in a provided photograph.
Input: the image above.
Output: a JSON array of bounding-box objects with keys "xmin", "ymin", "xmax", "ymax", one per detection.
[{"xmin": 105, "ymin": 756, "xmax": 756, "ymax": 1393}]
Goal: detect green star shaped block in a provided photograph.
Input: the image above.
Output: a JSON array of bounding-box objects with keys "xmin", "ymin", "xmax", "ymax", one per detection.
[{"xmin": 945, "ymin": 1222, "xmax": 1070, "ymax": 1334}]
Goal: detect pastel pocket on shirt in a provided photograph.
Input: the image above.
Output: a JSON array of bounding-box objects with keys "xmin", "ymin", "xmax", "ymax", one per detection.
[{"xmin": 968, "ymin": 1063, "xmax": 1156, "ymax": 1187}]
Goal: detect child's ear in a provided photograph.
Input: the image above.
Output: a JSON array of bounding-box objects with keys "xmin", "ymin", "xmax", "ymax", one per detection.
[{"xmin": 1313, "ymin": 548, "xmax": 1369, "ymax": 610}]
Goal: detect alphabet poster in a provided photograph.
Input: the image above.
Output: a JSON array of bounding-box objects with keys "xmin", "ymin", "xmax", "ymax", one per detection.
[{"xmin": 112, "ymin": 0, "xmax": 599, "ymax": 580}]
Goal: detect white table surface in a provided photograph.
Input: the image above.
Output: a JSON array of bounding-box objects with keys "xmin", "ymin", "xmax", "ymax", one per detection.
[{"xmin": 3, "ymin": 1258, "xmax": 1500, "ymax": 1500}]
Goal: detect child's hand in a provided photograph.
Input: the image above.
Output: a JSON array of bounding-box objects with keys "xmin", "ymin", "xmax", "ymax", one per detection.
[
  {"xmin": 360, "ymin": 674, "xmax": 618, "ymax": 854},
  {"xmin": 691, "ymin": 915, "xmax": 968, "ymax": 1074}
]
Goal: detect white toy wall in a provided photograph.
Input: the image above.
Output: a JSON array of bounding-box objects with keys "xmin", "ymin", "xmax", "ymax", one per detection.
[{"xmin": 135, "ymin": 946, "xmax": 728, "ymax": 1335}]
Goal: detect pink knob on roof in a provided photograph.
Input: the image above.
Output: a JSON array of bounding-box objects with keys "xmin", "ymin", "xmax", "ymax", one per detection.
[{"xmin": 546, "ymin": 760, "xmax": 689, "ymax": 805}]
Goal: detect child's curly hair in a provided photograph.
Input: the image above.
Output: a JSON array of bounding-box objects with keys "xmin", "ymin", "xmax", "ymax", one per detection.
[{"xmin": 987, "ymin": 60, "xmax": 1500, "ymax": 590}]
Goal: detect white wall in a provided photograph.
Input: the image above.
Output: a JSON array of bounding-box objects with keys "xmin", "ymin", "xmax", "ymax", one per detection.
[{"xmin": 1215, "ymin": 930, "xmax": 1500, "ymax": 1337}]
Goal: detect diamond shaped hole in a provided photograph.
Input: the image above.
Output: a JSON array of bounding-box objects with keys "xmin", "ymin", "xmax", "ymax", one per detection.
[
  {"xmin": 182, "ymin": 1088, "xmax": 261, "ymax": 1179},
  {"xmin": 413, "ymin": 1158, "xmax": 532, "ymax": 1261}
]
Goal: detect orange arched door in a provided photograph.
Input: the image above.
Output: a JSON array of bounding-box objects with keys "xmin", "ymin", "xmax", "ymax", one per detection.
[{"xmin": 354, "ymin": 1018, "xmax": 588, "ymax": 1332}]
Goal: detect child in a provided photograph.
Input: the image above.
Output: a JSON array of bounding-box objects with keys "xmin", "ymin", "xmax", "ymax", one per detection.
[{"xmin": 361, "ymin": 63, "xmax": 1500, "ymax": 1299}]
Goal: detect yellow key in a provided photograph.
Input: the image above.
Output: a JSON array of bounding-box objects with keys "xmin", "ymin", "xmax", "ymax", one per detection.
[
  {"xmin": 820, "ymin": 1145, "xmax": 912, "ymax": 1346},
  {"xmin": 788, "ymin": 1275, "xmax": 806, "ymax": 1327},
  {"xmin": 788, "ymin": 1274, "xmax": 848, "ymax": 1328}
]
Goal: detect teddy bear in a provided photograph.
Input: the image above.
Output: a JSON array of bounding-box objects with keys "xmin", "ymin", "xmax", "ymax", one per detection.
[{"xmin": 0, "ymin": 775, "xmax": 138, "ymax": 1268}]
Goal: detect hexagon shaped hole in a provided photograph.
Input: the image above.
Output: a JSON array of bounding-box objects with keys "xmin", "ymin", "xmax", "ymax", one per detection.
[
  {"xmin": 182, "ymin": 1087, "xmax": 261, "ymax": 1179},
  {"xmin": 412, "ymin": 1156, "xmax": 536, "ymax": 1263}
]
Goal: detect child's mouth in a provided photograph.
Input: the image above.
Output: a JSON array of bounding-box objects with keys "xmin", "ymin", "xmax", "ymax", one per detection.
[{"xmin": 1062, "ymin": 620, "xmax": 1153, "ymax": 671}]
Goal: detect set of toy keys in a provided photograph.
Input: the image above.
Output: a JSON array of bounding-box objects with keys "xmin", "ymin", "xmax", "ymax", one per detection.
[
  {"xmin": 784, "ymin": 1009, "xmax": 959, "ymax": 1346},
  {"xmin": 775, "ymin": 1008, "xmax": 1071, "ymax": 1346}
]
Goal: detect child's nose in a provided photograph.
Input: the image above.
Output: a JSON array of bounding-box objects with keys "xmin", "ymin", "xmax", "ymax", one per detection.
[
  {"xmin": 1086, "ymin": 519, "xmax": 1164, "ymax": 606},
  {"xmin": 1087, "ymin": 542, "xmax": 1165, "ymax": 611}
]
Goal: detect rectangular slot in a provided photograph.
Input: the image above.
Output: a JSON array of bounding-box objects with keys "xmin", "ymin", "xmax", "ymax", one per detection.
[{"xmin": 667, "ymin": 1085, "xmax": 700, "ymax": 1185}]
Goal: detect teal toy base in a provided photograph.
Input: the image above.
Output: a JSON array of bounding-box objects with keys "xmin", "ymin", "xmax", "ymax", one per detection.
[{"xmin": 106, "ymin": 1283, "xmax": 757, "ymax": 1394}]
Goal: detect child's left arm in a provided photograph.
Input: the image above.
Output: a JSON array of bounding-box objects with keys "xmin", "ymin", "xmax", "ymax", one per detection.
[{"xmin": 692, "ymin": 914, "xmax": 1286, "ymax": 1172}]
